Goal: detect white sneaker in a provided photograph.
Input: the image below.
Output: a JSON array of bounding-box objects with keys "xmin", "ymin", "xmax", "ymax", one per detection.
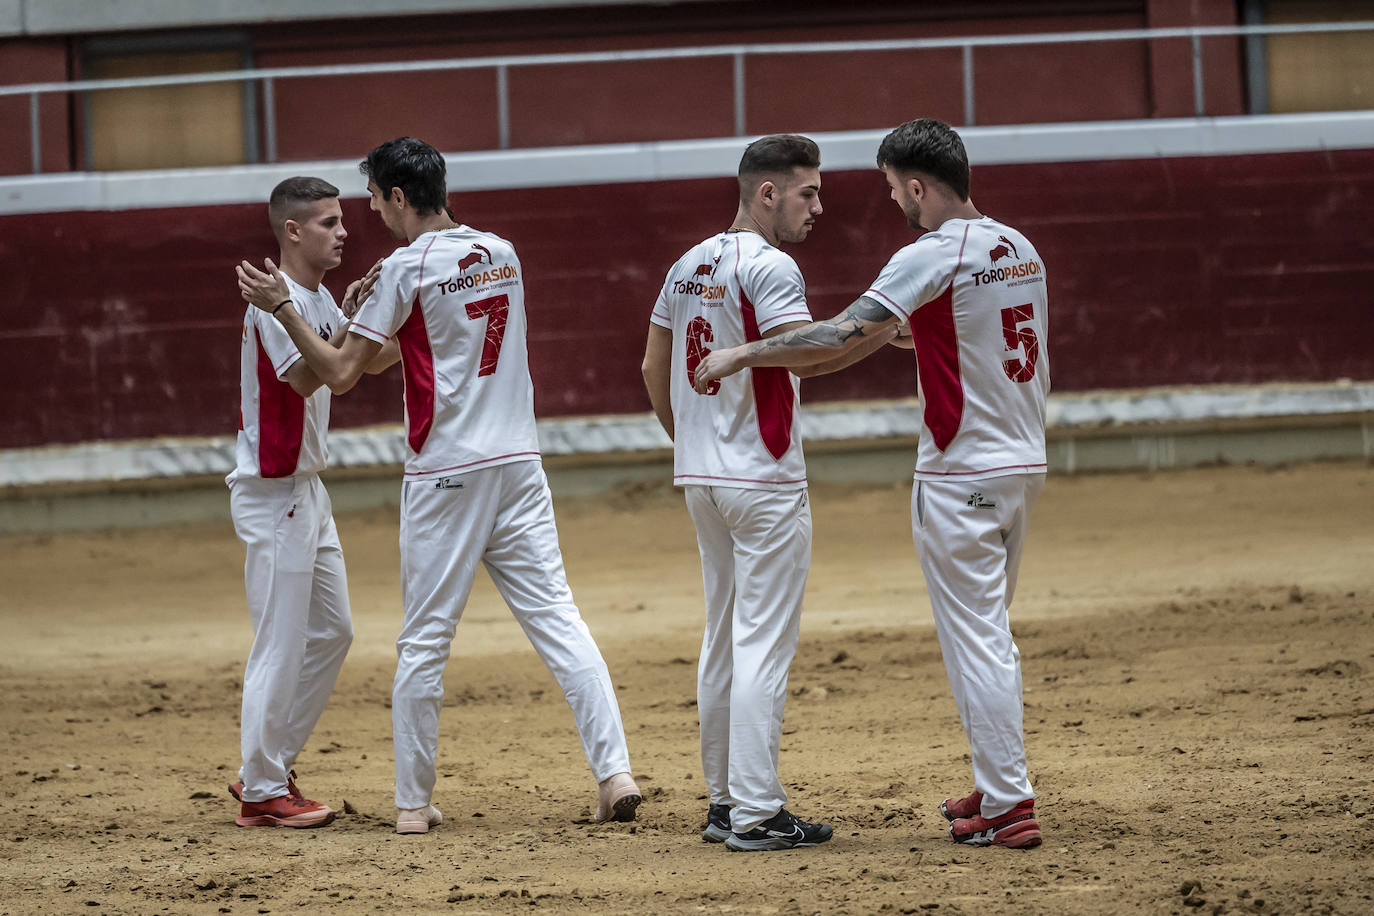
[
  {"xmin": 396, "ymin": 804, "xmax": 443, "ymax": 835},
  {"xmin": 594, "ymin": 772, "xmax": 641, "ymax": 823}
]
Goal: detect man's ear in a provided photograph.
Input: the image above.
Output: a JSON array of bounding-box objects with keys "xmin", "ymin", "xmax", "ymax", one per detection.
[
  {"xmin": 389, "ymin": 186, "xmax": 407, "ymax": 209},
  {"xmin": 757, "ymin": 179, "xmax": 778, "ymax": 207},
  {"xmin": 283, "ymin": 218, "xmax": 302, "ymax": 243}
]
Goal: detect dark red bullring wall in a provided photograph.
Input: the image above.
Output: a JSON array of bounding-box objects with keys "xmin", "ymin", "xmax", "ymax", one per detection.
[{"xmin": 1, "ymin": 147, "xmax": 1371, "ymax": 449}]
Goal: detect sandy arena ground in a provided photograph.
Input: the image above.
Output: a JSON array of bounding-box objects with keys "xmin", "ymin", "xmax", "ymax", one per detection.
[{"xmin": 2, "ymin": 460, "xmax": 1372, "ymax": 915}]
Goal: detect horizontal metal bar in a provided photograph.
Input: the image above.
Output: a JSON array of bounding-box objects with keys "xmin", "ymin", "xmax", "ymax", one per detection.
[{"xmin": 2, "ymin": 20, "xmax": 1372, "ymax": 98}]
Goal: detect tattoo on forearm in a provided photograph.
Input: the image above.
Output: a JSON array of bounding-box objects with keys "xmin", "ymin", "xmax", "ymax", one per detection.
[{"xmin": 746, "ymin": 296, "xmax": 893, "ymax": 356}]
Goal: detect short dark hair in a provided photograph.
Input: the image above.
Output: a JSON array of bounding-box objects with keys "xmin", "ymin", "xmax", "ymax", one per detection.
[
  {"xmin": 268, "ymin": 176, "xmax": 339, "ymax": 239},
  {"xmin": 359, "ymin": 137, "xmax": 449, "ymax": 216},
  {"xmin": 738, "ymin": 134, "xmax": 820, "ymax": 199},
  {"xmin": 876, "ymin": 119, "xmax": 971, "ymax": 201}
]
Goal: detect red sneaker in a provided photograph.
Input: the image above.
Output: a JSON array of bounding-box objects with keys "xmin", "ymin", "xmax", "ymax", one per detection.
[
  {"xmin": 948, "ymin": 799, "xmax": 1041, "ymax": 848},
  {"xmin": 235, "ymin": 794, "xmax": 335, "ymax": 828},
  {"xmin": 939, "ymin": 790, "xmax": 983, "ymax": 822}
]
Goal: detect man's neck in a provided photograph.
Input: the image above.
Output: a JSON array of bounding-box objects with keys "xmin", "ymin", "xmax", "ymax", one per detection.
[
  {"xmin": 278, "ymin": 253, "xmax": 323, "ymax": 291},
  {"xmin": 407, "ymin": 212, "xmax": 459, "ymax": 243},
  {"xmin": 728, "ymin": 208, "xmax": 776, "ymax": 247},
  {"xmin": 926, "ymin": 198, "xmax": 983, "ymax": 231}
]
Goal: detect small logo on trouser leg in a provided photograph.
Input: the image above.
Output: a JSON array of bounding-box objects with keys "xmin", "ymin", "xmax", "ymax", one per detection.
[
  {"xmin": 434, "ymin": 477, "xmax": 464, "ymax": 490},
  {"xmin": 966, "ymin": 492, "xmax": 997, "ymax": 508}
]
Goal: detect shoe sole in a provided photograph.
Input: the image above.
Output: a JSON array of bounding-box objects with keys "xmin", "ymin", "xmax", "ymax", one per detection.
[
  {"xmin": 235, "ymin": 810, "xmax": 335, "ymax": 828},
  {"xmin": 598, "ymin": 793, "xmax": 641, "ymax": 823},
  {"xmin": 701, "ymin": 824, "xmax": 731, "ymax": 843},
  {"xmin": 952, "ymin": 819, "xmax": 1042, "ymax": 849},
  {"xmin": 724, "ymin": 834, "xmax": 832, "ymax": 852},
  {"xmin": 228, "ymin": 782, "xmax": 241, "ymax": 802}
]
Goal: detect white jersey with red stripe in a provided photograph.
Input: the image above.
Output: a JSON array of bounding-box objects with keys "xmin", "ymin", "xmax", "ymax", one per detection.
[
  {"xmin": 349, "ymin": 225, "xmax": 540, "ymax": 482},
  {"xmin": 864, "ymin": 216, "xmax": 1050, "ymax": 482},
  {"xmin": 229, "ymin": 275, "xmax": 346, "ymax": 482},
  {"xmin": 651, "ymin": 230, "xmax": 812, "ymax": 491}
]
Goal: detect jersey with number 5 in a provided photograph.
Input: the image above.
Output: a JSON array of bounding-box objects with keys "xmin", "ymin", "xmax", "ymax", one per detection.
[
  {"xmin": 651, "ymin": 231, "xmax": 812, "ymax": 491},
  {"xmin": 349, "ymin": 226, "xmax": 539, "ymax": 481},
  {"xmin": 864, "ymin": 217, "xmax": 1050, "ymax": 481}
]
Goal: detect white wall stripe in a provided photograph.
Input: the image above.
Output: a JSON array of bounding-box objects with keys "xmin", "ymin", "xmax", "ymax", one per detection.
[{"xmin": 2, "ymin": 113, "xmax": 1371, "ymax": 216}]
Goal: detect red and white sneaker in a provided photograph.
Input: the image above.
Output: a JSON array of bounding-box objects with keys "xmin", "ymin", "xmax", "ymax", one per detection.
[
  {"xmin": 948, "ymin": 799, "xmax": 1041, "ymax": 848},
  {"xmin": 939, "ymin": 790, "xmax": 984, "ymax": 822},
  {"xmin": 235, "ymin": 794, "xmax": 335, "ymax": 828}
]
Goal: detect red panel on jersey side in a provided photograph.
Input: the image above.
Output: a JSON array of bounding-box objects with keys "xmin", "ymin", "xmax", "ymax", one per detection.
[
  {"xmin": 911, "ymin": 283, "xmax": 964, "ymax": 452},
  {"xmin": 254, "ymin": 337, "xmax": 304, "ymax": 478},
  {"xmin": 396, "ymin": 293, "xmax": 436, "ymax": 455},
  {"xmin": 740, "ymin": 290, "xmax": 794, "ymax": 461}
]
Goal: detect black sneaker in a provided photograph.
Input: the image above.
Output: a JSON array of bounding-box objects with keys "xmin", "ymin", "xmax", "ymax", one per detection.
[
  {"xmin": 724, "ymin": 808, "xmax": 833, "ymax": 852},
  {"xmin": 701, "ymin": 803, "xmax": 732, "ymax": 843}
]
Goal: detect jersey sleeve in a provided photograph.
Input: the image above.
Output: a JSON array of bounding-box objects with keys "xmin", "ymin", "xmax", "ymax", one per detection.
[
  {"xmin": 741, "ymin": 250, "xmax": 811, "ymax": 333},
  {"xmin": 349, "ymin": 250, "xmax": 413, "ymax": 345},
  {"xmin": 863, "ymin": 234, "xmax": 959, "ymax": 320},
  {"xmin": 253, "ymin": 308, "xmax": 303, "ymax": 380},
  {"xmin": 649, "ymin": 271, "xmax": 674, "ymax": 330}
]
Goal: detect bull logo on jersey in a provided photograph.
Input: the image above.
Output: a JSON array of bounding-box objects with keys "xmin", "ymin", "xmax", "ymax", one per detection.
[
  {"xmin": 457, "ymin": 244, "xmax": 492, "ymax": 272},
  {"xmin": 988, "ymin": 235, "xmax": 1019, "ymax": 265},
  {"xmin": 974, "ymin": 236, "xmax": 1043, "ymax": 288},
  {"xmin": 692, "ymin": 263, "xmax": 713, "ymax": 278}
]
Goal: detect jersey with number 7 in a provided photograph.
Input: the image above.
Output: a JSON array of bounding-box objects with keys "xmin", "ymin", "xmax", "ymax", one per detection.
[
  {"xmin": 864, "ymin": 216, "xmax": 1050, "ymax": 482},
  {"xmin": 349, "ymin": 226, "xmax": 540, "ymax": 481}
]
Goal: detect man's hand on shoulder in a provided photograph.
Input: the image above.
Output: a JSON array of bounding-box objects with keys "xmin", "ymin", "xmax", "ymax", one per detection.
[
  {"xmin": 341, "ymin": 258, "xmax": 384, "ymax": 319},
  {"xmin": 237, "ymin": 259, "xmax": 291, "ymax": 314}
]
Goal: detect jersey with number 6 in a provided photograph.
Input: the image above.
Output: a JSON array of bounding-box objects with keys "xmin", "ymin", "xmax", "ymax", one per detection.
[
  {"xmin": 864, "ymin": 216, "xmax": 1050, "ymax": 482},
  {"xmin": 349, "ymin": 226, "xmax": 540, "ymax": 482},
  {"xmin": 651, "ymin": 231, "xmax": 813, "ymax": 491}
]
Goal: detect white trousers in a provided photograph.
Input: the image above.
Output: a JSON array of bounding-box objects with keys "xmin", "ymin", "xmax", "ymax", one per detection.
[
  {"xmin": 913, "ymin": 473, "xmax": 1044, "ymax": 818},
  {"xmin": 230, "ymin": 473, "xmax": 353, "ymax": 803},
  {"xmin": 392, "ymin": 459, "xmax": 631, "ymax": 809},
  {"xmin": 685, "ymin": 485, "xmax": 811, "ymax": 833}
]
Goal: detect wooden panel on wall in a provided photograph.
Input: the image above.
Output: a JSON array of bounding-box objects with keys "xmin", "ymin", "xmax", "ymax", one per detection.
[
  {"xmin": 85, "ymin": 50, "xmax": 246, "ymax": 170},
  {"xmin": 1266, "ymin": 0, "xmax": 1374, "ymax": 112}
]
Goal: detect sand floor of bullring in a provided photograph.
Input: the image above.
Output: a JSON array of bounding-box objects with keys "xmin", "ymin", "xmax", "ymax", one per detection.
[{"xmin": 2, "ymin": 460, "xmax": 1372, "ymax": 915}]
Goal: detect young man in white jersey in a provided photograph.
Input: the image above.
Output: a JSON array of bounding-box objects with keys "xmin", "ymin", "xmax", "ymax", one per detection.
[
  {"xmin": 642, "ymin": 135, "xmax": 894, "ymax": 852},
  {"xmin": 236, "ymin": 137, "xmax": 640, "ymax": 836},
  {"xmin": 227, "ymin": 177, "xmax": 375, "ymax": 828},
  {"xmin": 694, "ymin": 119, "xmax": 1050, "ymax": 850}
]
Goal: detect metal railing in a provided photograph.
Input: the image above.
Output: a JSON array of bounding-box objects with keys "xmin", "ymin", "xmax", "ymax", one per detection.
[{"xmin": 2, "ymin": 20, "xmax": 1372, "ymax": 174}]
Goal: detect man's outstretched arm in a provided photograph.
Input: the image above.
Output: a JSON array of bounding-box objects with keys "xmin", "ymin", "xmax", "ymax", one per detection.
[{"xmin": 694, "ymin": 295, "xmax": 898, "ymax": 392}]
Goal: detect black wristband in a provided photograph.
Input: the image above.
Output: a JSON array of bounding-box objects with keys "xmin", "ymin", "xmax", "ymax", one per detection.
[{"xmin": 272, "ymin": 297, "xmax": 291, "ymax": 315}]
